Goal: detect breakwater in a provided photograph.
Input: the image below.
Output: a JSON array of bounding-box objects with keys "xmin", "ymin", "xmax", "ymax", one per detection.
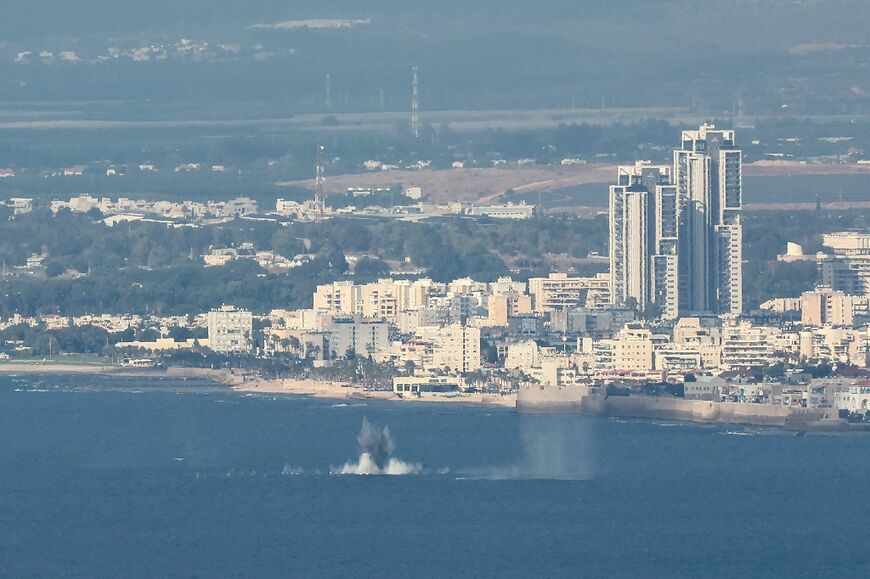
[{"xmin": 517, "ymin": 384, "xmax": 855, "ymax": 430}]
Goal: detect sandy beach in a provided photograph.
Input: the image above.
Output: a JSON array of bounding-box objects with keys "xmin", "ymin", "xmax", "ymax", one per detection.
[
  {"xmin": 0, "ymin": 362, "xmax": 517, "ymax": 407},
  {"xmin": 231, "ymin": 377, "xmax": 517, "ymax": 407}
]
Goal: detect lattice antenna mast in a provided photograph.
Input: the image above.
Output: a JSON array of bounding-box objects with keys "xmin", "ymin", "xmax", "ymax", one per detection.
[
  {"xmin": 325, "ymin": 73, "xmax": 332, "ymax": 109},
  {"xmin": 315, "ymin": 145, "xmax": 326, "ymax": 221},
  {"xmin": 411, "ymin": 66, "xmax": 421, "ymax": 139}
]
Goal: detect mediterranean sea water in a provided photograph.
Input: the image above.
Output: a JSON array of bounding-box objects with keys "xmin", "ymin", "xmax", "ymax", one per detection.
[{"xmin": 2, "ymin": 374, "xmax": 869, "ymax": 578}]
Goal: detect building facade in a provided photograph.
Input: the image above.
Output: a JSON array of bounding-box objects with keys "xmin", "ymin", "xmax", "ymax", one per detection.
[
  {"xmin": 818, "ymin": 232, "xmax": 870, "ymax": 297},
  {"xmin": 207, "ymin": 305, "xmax": 253, "ymax": 353},
  {"xmin": 609, "ymin": 124, "xmax": 743, "ymax": 319},
  {"xmin": 609, "ymin": 161, "xmax": 678, "ymax": 317}
]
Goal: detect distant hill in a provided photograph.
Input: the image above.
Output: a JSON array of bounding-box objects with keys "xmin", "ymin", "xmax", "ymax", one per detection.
[{"xmin": 0, "ymin": 0, "xmax": 865, "ymax": 114}]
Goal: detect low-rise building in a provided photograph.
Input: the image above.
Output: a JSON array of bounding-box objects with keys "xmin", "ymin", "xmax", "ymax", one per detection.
[
  {"xmin": 528, "ymin": 273, "xmax": 611, "ymax": 312},
  {"xmin": 115, "ymin": 338, "xmax": 207, "ymax": 351},
  {"xmin": 834, "ymin": 382, "xmax": 870, "ymax": 414},
  {"xmin": 467, "ymin": 202, "xmax": 535, "ymax": 220},
  {"xmin": 393, "ymin": 375, "xmax": 463, "ymax": 394}
]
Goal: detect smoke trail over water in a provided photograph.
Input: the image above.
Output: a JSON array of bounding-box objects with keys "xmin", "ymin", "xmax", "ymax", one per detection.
[{"xmin": 467, "ymin": 415, "xmax": 595, "ymax": 480}]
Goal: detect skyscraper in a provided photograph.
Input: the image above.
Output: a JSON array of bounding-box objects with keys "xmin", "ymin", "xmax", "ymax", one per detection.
[
  {"xmin": 609, "ymin": 161, "xmax": 679, "ymax": 318},
  {"xmin": 675, "ymin": 124, "xmax": 743, "ymax": 316},
  {"xmin": 609, "ymin": 124, "xmax": 742, "ymax": 319}
]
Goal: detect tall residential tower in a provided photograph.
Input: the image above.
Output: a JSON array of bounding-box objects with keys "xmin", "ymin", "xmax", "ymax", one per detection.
[
  {"xmin": 609, "ymin": 124, "xmax": 743, "ymax": 319},
  {"xmin": 675, "ymin": 124, "xmax": 743, "ymax": 316},
  {"xmin": 609, "ymin": 161, "xmax": 679, "ymax": 318}
]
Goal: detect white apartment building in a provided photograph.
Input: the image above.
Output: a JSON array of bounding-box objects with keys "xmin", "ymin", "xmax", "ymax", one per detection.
[
  {"xmin": 505, "ymin": 341, "xmax": 541, "ymax": 370},
  {"xmin": 528, "ymin": 273, "xmax": 611, "ymax": 313},
  {"xmin": 207, "ymin": 305, "xmax": 253, "ymax": 353},
  {"xmin": 674, "ymin": 124, "xmax": 743, "ymax": 317},
  {"xmin": 801, "ymin": 289, "xmax": 857, "ymax": 327},
  {"xmin": 719, "ymin": 321, "xmax": 780, "ymax": 370},
  {"xmin": 818, "ymin": 232, "xmax": 870, "ymax": 297},
  {"xmin": 609, "ymin": 161, "xmax": 678, "ymax": 317},
  {"xmin": 799, "ymin": 327, "xmax": 870, "ymax": 366},
  {"xmin": 313, "ymin": 278, "xmax": 440, "ymax": 320},
  {"xmin": 313, "ymin": 281, "xmax": 360, "ymax": 315},
  {"xmin": 328, "ymin": 316, "xmax": 391, "ymax": 360},
  {"xmin": 415, "ymin": 325, "xmax": 481, "ymax": 374}
]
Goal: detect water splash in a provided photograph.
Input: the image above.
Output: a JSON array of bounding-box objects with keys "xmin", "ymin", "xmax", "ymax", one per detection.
[
  {"xmin": 281, "ymin": 464, "xmax": 305, "ymax": 476},
  {"xmin": 334, "ymin": 418, "xmax": 422, "ymax": 475}
]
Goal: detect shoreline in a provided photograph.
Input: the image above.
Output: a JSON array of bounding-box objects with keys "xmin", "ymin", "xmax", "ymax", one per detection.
[
  {"xmin": 0, "ymin": 362, "xmax": 163, "ymax": 376},
  {"xmin": 5, "ymin": 364, "xmax": 865, "ymax": 429},
  {"xmin": 517, "ymin": 386, "xmax": 870, "ymax": 432},
  {"xmin": 228, "ymin": 376, "xmax": 518, "ymax": 407},
  {"xmin": 0, "ymin": 363, "xmax": 518, "ymax": 407}
]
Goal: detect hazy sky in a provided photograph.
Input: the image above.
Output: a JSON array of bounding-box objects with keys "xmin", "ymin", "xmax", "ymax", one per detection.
[{"xmin": 0, "ymin": 1, "xmax": 866, "ymax": 112}]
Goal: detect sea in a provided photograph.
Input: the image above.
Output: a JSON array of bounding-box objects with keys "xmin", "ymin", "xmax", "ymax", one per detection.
[{"xmin": 2, "ymin": 374, "xmax": 869, "ymax": 578}]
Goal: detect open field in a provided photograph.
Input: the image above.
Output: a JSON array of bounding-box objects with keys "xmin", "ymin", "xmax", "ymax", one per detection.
[
  {"xmin": 283, "ymin": 160, "xmax": 870, "ymax": 208},
  {"xmin": 0, "ymin": 106, "xmax": 699, "ymax": 132},
  {"xmin": 282, "ymin": 164, "xmax": 616, "ymax": 204}
]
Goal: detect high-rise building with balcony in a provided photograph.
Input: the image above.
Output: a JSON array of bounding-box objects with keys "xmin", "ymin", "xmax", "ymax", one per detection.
[
  {"xmin": 675, "ymin": 124, "xmax": 743, "ymax": 316},
  {"xmin": 609, "ymin": 124, "xmax": 743, "ymax": 319},
  {"xmin": 609, "ymin": 161, "xmax": 679, "ymax": 318}
]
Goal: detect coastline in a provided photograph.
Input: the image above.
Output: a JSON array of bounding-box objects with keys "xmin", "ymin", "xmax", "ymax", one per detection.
[
  {"xmin": 517, "ymin": 385, "xmax": 869, "ymax": 431},
  {"xmin": 6, "ymin": 363, "xmax": 864, "ymax": 428},
  {"xmin": 0, "ymin": 362, "xmax": 517, "ymax": 407},
  {"xmin": 228, "ymin": 376, "xmax": 517, "ymax": 407},
  {"xmin": 0, "ymin": 362, "xmax": 161, "ymax": 376}
]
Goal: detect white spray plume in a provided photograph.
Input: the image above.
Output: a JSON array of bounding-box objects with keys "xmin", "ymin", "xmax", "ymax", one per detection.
[
  {"xmin": 464, "ymin": 415, "xmax": 595, "ymax": 480},
  {"xmin": 335, "ymin": 417, "xmax": 422, "ymax": 475}
]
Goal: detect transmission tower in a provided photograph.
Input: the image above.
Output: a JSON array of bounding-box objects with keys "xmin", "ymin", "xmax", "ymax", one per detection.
[
  {"xmin": 325, "ymin": 73, "xmax": 332, "ymax": 109},
  {"xmin": 410, "ymin": 66, "xmax": 421, "ymax": 139},
  {"xmin": 314, "ymin": 145, "xmax": 326, "ymax": 221}
]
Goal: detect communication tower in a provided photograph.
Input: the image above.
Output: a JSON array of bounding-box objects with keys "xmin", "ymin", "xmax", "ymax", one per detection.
[
  {"xmin": 315, "ymin": 145, "xmax": 326, "ymax": 221},
  {"xmin": 411, "ymin": 66, "xmax": 421, "ymax": 139}
]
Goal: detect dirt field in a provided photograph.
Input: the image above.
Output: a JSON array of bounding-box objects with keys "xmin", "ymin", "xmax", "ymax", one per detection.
[
  {"xmin": 282, "ymin": 160, "xmax": 870, "ymax": 206},
  {"xmin": 281, "ymin": 164, "xmax": 616, "ymax": 204},
  {"xmin": 743, "ymin": 161, "xmax": 870, "ymax": 176}
]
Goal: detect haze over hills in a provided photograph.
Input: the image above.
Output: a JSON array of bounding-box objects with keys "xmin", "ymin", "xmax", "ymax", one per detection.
[{"xmin": 0, "ymin": 0, "xmax": 865, "ymax": 115}]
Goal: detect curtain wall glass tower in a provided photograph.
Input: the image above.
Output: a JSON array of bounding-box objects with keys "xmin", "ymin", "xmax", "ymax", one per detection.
[{"xmin": 610, "ymin": 124, "xmax": 743, "ymax": 319}]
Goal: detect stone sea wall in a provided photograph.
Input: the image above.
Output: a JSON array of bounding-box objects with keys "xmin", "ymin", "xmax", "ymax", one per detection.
[{"xmin": 517, "ymin": 384, "xmax": 842, "ymax": 429}]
